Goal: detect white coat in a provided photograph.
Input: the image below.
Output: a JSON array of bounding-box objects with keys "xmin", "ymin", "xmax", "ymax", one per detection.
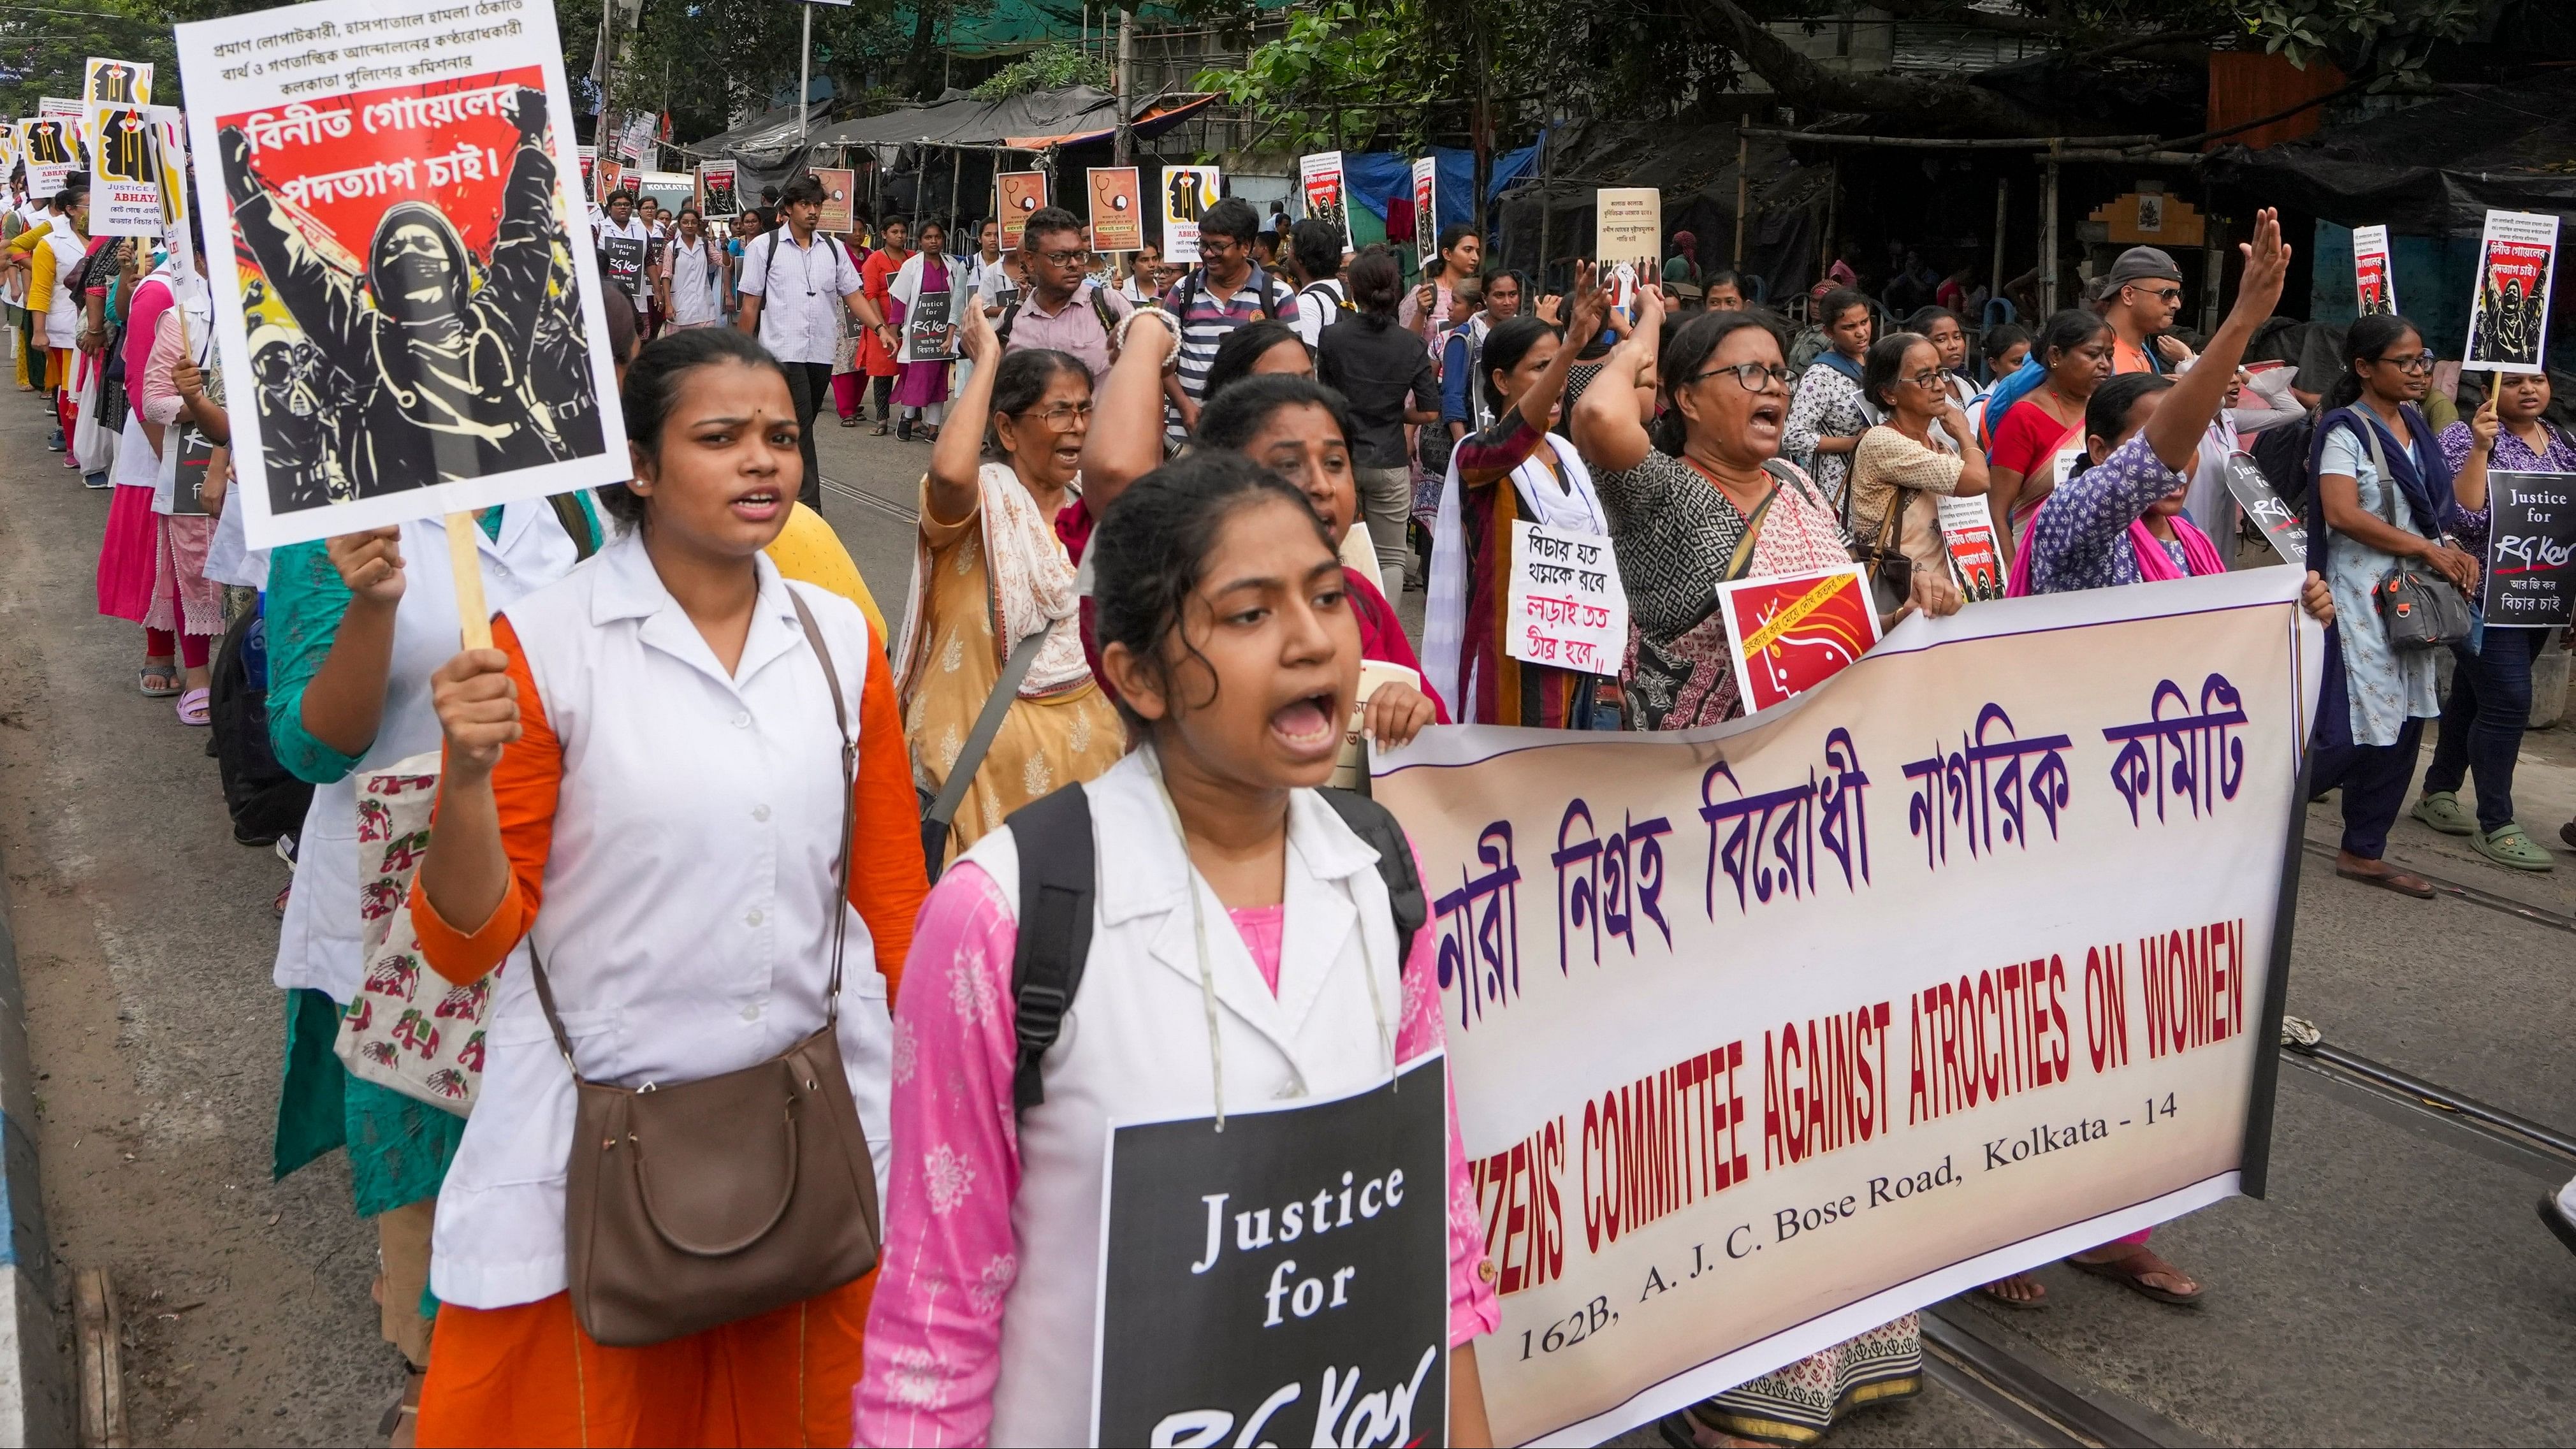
[
  {"xmin": 429, "ymin": 532, "xmax": 897, "ymax": 1309},
  {"xmin": 956, "ymin": 750, "xmax": 1408, "ymax": 1445}
]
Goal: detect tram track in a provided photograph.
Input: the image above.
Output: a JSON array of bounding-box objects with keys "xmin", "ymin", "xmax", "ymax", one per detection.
[{"xmin": 2298, "ymin": 837, "xmax": 2576, "ymax": 935}]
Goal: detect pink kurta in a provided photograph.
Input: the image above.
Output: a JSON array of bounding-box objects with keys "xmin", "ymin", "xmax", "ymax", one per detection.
[{"xmin": 856, "ymin": 856, "xmax": 1500, "ymax": 1446}]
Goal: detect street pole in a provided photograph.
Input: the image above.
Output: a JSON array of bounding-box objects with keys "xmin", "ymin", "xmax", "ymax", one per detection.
[
  {"xmin": 2041, "ymin": 140, "xmax": 2061, "ymax": 315},
  {"xmin": 799, "ymin": 2, "xmax": 812, "ymax": 142},
  {"xmin": 1114, "ymin": 6, "xmax": 1134, "ymax": 168}
]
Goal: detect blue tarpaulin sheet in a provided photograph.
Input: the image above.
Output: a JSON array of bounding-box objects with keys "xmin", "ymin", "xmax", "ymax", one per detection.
[{"xmin": 1339, "ymin": 136, "xmax": 1548, "ymax": 238}]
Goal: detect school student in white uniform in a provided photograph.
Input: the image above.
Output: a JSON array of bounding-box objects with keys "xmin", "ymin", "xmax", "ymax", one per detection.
[
  {"xmin": 857, "ymin": 450, "xmax": 1500, "ymax": 1446},
  {"xmin": 405, "ymin": 327, "xmax": 928, "ymax": 1439}
]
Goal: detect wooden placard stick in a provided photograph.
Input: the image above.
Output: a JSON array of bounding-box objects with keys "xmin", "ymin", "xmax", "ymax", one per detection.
[{"xmin": 445, "ymin": 511, "xmax": 493, "ymax": 650}]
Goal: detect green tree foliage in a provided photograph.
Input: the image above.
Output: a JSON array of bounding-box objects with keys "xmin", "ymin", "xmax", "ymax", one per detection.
[
  {"xmin": 971, "ymin": 40, "xmax": 1110, "ymax": 101},
  {"xmin": 0, "ymin": 0, "xmax": 179, "ymax": 115},
  {"xmin": 1193, "ymin": 0, "xmax": 2492, "ymax": 143}
]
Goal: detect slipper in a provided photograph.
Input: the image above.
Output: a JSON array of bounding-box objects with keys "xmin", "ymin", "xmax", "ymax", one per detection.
[
  {"xmin": 2335, "ymin": 864, "xmax": 2434, "ymax": 898},
  {"xmin": 840, "ymin": 414, "xmax": 859, "ymax": 427},
  {"xmin": 176, "ymin": 687, "xmax": 211, "ymax": 726},
  {"xmin": 2068, "ymin": 1244, "xmax": 2203, "ymax": 1306},
  {"xmin": 2409, "ymin": 790, "xmax": 2477, "ymax": 836},
  {"xmin": 1973, "ymin": 1272, "xmax": 2048, "ymax": 1309},
  {"xmin": 871, "ymin": 421, "xmax": 891, "ymax": 436},
  {"xmin": 138, "ymin": 664, "xmax": 180, "ymax": 697},
  {"xmin": 2471, "ymin": 823, "xmax": 2556, "ymax": 873},
  {"xmin": 2563, "ymin": 820, "xmax": 2576, "ymax": 851}
]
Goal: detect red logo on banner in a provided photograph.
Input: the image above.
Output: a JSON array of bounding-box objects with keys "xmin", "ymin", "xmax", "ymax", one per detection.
[
  {"xmin": 218, "ymin": 67, "xmax": 546, "ymax": 265},
  {"xmin": 1720, "ymin": 567, "xmax": 1881, "ymax": 713}
]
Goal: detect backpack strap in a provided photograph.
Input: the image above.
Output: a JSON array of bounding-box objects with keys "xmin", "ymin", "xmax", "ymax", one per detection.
[
  {"xmin": 994, "ymin": 295, "xmax": 1024, "ymax": 349},
  {"xmin": 1316, "ymin": 788, "xmax": 1427, "ymax": 970},
  {"xmin": 1007, "ymin": 783, "xmax": 1098, "ymax": 1114},
  {"xmin": 1088, "ymin": 283, "xmax": 1120, "ymax": 341}
]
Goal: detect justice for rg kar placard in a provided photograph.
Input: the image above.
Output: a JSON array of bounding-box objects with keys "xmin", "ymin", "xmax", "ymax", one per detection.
[
  {"xmin": 1376, "ymin": 569, "xmax": 2319, "ymax": 1446},
  {"xmin": 176, "ymin": 0, "xmax": 626, "ymax": 550}
]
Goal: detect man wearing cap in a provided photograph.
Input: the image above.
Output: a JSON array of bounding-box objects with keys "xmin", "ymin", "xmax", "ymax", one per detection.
[{"xmin": 2097, "ymin": 245, "xmax": 2196, "ymax": 375}]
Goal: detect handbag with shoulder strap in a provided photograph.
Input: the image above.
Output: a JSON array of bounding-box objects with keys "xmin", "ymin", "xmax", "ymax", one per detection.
[
  {"xmin": 2355, "ymin": 421, "xmax": 2473, "ymax": 651},
  {"xmin": 541, "ymin": 589, "xmax": 880, "ymax": 1347}
]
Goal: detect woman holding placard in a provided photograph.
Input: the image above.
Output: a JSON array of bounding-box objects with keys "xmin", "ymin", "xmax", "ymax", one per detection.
[
  {"xmin": 1420, "ymin": 263, "xmax": 1620, "ymax": 727},
  {"xmin": 888, "ymin": 219, "xmax": 956, "ymax": 443},
  {"xmin": 405, "ymin": 328, "xmax": 926, "ymax": 1443},
  {"xmin": 2412, "ymin": 368, "xmax": 2570, "ymax": 871},
  {"xmin": 1573, "ymin": 289, "xmax": 1960, "ymax": 736},
  {"xmin": 858, "ymin": 449, "xmax": 1496, "ymax": 1447},
  {"xmin": 2307, "ymin": 312, "xmax": 2489, "ymax": 899}
]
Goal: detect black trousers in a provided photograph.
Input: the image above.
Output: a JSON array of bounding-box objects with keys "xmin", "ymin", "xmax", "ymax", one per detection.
[
  {"xmin": 781, "ymin": 360, "xmax": 831, "ymax": 510},
  {"xmin": 2313, "ymin": 715, "xmax": 2426, "ymax": 860}
]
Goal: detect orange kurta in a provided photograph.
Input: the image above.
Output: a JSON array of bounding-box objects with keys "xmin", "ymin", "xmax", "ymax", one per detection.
[{"xmin": 409, "ymin": 610, "xmax": 924, "ymax": 1448}]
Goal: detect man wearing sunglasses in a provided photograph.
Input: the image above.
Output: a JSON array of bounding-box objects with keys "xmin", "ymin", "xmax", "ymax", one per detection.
[{"xmin": 2097, "ymin": 245, "xmax": 2197, "ymax": 377}]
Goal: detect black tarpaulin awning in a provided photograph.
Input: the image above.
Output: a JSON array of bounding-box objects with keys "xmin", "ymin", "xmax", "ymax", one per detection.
[
  {"xmin": 808, "ymin": 86, "xmax": 1216, "ymax": 153},
  {"xmin": 2203, "ymin": 76, "xmax": 2576, "ymax": 235}
]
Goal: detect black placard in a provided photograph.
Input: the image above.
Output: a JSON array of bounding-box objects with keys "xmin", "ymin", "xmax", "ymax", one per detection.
[
  {"xmin": 2482, "ymin": 468, "xmax": 2576, "ymax": 627},
  {"xmin": 166, "ymin": 425, "xmax": 215, "ymax": 516},
  {"xmin": 601, "ymin": 235, "xmax": 646, "ymax": 300},
  {"xmin": 2221, "ymin": 453, "xmax": 2307, "ymax": 564},
  {"xmin": 905, "ymin": 288, "xmax": 957, "ymax": 363},
  {"xmin": 1095, "ymin": 1053, "xmax": 1449, "ymax": 1448}
]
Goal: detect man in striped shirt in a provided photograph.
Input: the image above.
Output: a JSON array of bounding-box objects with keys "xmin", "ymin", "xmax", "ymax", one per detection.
[{"xmin": 1158, "ymin": 195, "xmax": 1295, "ymax": 442}]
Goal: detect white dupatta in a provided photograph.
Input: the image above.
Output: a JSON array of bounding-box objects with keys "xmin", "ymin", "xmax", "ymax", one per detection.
[
  {"xmin": 894, "ymin": 460, "xmax": 1093, "ymax": 706},
  {"xmin": 1422, "ymin": 429, "xmax": 1607, "ymax": 715}
]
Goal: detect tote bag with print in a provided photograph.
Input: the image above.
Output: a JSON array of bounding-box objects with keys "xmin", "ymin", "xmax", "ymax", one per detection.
[{"xmin": 333, "ymin": 751, "xmax": 488, "ymax": 1114}]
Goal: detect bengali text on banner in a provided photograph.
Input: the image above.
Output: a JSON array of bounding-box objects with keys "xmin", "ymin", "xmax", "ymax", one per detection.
[{"xmin": 1372, "ymin": 567, "xmax": 2322, "ymax": 1447}]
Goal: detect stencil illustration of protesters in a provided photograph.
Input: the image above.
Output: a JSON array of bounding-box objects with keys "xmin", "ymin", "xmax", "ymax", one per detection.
[
  {"xmin": 248, "ymin": 323, "xmax": 337, "ymax": 509},
  {"xmin": 528, "ymin": 244, "xmax": 608, "ymax": 453},
  {"xmin": 217, "ymin": 85, "xmax": 592, "ymax": 505}
]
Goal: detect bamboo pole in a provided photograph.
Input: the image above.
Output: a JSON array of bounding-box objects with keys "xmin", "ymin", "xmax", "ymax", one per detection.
[
  {"xmin": 1733, "ymin": 130, "xmax": 1750, "ymax": 272},
  {"xmin": 446, "ymin": 513, "xmax": 492, "ymax": 651}
]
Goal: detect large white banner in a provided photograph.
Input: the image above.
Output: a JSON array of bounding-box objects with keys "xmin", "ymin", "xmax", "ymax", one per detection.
[
  {"xmin": 176, "ymin": 0, "xmax": 627, "ymax": 549},
  {"xmin": 1374, "ymin": 568, "xmax": 2321, "ymax": 1447}
]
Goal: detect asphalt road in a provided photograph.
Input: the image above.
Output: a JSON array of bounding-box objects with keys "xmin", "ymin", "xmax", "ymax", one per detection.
[{"xmin": 2, "ymin": 397, "xmax": 2573, "ymax": 1445}]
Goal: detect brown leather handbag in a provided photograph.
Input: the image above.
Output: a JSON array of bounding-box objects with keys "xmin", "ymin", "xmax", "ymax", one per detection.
[{"xmin": 530, "ymin": 591, "xmax": 882, "ymax": 1348}]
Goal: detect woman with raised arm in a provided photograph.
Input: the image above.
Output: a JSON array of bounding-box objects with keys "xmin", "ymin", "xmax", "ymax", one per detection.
[
  {"xmin": 900, "ymin": 299, "xmax": 1124, "ymax": 866},
  {"xmin": 1979, "ymin": 309, "xmax": 2116, "ymax": 562},
  {"xmin": 1572, "ymin": 287, "xmax": 1960, "ymax": 735},
  {"xmin": 1420, "ymin": 261, "xmax": 1623, "ymax": 727}
]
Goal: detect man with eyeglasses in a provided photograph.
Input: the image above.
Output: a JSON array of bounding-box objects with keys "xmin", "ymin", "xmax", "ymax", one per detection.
[
  {"xmin": 2097, "ymin": 245, "xmax": 2196, "ymax": 377},
  {"xmin": 1158, "ymin": 195, "xmax": 1296, "ymax": 443},
  {"xmin": 994, "ymin": 205, "xmax": 1129, "ymax": 390}
]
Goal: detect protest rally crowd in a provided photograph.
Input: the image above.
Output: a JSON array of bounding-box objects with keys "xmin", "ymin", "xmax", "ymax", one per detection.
[{"xmin": 9, "ymin": 23, "xmax": 2576, "ymax": 1446}]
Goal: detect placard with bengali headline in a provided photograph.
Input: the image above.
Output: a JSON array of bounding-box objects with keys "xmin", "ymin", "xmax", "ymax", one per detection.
[
  {"xmin": 176, "ymin": 0, "xmax": 625, "ymax": 550},
  {"xmin": 1376, "ymin": 568, "xmax": 2318, "ymax": 1446}
]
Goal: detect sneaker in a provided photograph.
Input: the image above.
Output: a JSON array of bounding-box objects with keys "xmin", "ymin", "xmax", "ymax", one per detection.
[
  {"xmin": 45, "ymin": 428, "xmax": 63, "ymax": 452},
  {"xmin": 2408, "ymin": 790, "xmax": 2477, "ymax": 836},
  {"xmin": 80, "ymin": 470, "xmax": 110, "ymax": 490},
  {"xmin": 2470, "ymin": 823, "xmax": 2555, "ymax": 872},
  {"xmin": 2540, "ymin": 1191, "xmax": 2576, "ymax": 1259},
  {"xmin": 274, "ymin": 831, "xmax": 299, "ymax": 869}
]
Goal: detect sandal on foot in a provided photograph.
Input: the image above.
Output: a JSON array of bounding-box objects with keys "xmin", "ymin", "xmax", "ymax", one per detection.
[
  {"xmin": 871, "ymin": 420, "xmax": 891, "ymax": 436},
  {"xmin": 378, "ymin": 1364, "xmax": 427, "ymax": 1446},
  {"xmin": 2409, "ymin": 790, "xmax": 2477, "ymax": 836},
  {"xmin": 2562, "ymin": 819, "xmax": 2576, "ymax": 851},
  {"xmin": 2069, "ymin": 1244, "xmax": 2203, "ymax": 1305},
  {"xmin": 176, "ymin": 687, "xmax": 211, "ymax": 726},
  {"xmin": 2471, "ymin": 823, "xmax": 2555, "ymax": 872},
  {"xmin": 137, "ymin": 664, "xmax": 180, "ymax": 697},
  {"xmin": 2335, "ymin": 863, "xmax": 2434, "ymax": 898},
  {"xmin": 1974, "ymin": 1272, "xmax": 2048, "ymax": 1309},
  {"xmin": 840, "ymin": 413, "xmax": 860, "ymax": 427}
]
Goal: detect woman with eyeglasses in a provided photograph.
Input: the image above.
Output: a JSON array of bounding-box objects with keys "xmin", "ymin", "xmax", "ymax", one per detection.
[
  {"xmin": 1845, "ymin": 330, "xmax": 1989, "ymax": 606},
  {"xmin": 1573, "ymin": 289, "xmax": 1960, "ymax": 736},
  {"xmin": 897, "ymin": 300, "xmax": 1124, "ymax": 868},
  {"xmin": 2306, "ymin": 311, "xmax": 2488, "ymax": 899}
]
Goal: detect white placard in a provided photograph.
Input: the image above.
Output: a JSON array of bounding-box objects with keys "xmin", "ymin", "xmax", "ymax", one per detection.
[
  {"xmin": 1506, "ymin": 520, "xmax": 1629, "ymax": 676},
  {"xmin": 1299, "ymin": 150, "xmax": 1350, "ymax": 252},
  {"xmin": 2464, "ymin": 208, "xmax": 2559, "ymax": 375},
  {"xmin": 2351, "ymin": 223, "xmax": 2396, "ymax": 317},
  {"xmin": 1374, "ymin": 566, "xmax": 2321, "ymax": 1447},
  {"xmin": 1160, "ymin": 163, "xmax": 1217, "ymax": 264},
  {"xmin": 177, "ymin": 0, "xmax": 628, "ymax": 550}
]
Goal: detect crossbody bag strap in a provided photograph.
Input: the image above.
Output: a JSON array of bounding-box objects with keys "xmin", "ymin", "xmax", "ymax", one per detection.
[
  {"xmin": 928, "ymin": 622, "xmax": 1051, "ymax": 840},
  {"xmin": 789, "ymin": 588, "xmax": 859, "ymax": 1026},
  {"xmin": 2356, "ymin": 414, "xmax": 2400, "ymax": 532}
]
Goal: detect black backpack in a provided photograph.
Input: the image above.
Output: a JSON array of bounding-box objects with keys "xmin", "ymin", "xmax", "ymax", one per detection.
[
  {"xmin": 209, "ymin": 610, "xmax": 312, "ymax": 847},
  {"xmin": 2249, "ymin": 407, "xmax": 2322, "ymax": 511},
  {"xmin": 1001, "ymin": 782, "xmax": 1427, "ymax": 1113},
  {"xmin": 1165, "ymin": 261, "xmax": 1298, "ymax": 327},
  {"xmin": 994, "ymin": 282, "xmax": 1121, "ymax": 351}
]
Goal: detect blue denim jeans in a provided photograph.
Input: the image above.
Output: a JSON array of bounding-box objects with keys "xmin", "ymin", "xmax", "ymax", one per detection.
[{"xmin": 2422, "ymin": 625, "xmax": 2545, "ymax": 833}]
